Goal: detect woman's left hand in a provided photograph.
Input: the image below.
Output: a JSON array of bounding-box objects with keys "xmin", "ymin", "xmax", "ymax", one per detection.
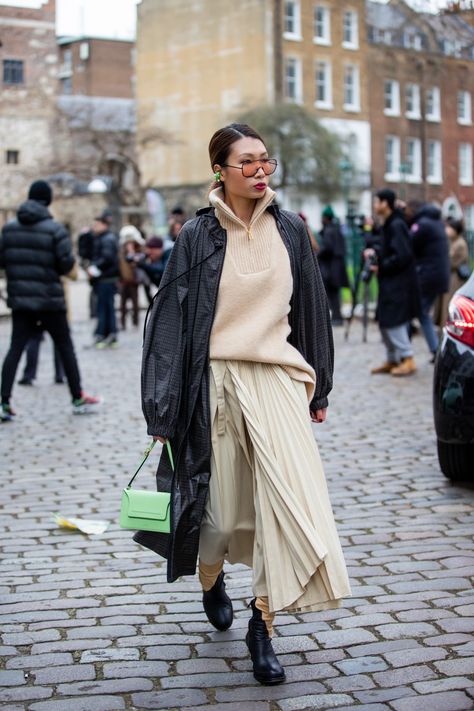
[{"xmin": 310, "ymin": 408, "xmax": 327, "ymax": 423}]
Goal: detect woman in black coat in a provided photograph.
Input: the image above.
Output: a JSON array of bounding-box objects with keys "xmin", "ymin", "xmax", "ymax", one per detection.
[{"xmin": 136, "ymin": 124, "xmax": 351, "ymax": 685}]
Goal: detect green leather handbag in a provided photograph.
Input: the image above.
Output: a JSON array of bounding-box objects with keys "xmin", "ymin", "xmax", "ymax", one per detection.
[{"xmin": 119, "ymin": 440, "xmax": 173, "ymax": 533}]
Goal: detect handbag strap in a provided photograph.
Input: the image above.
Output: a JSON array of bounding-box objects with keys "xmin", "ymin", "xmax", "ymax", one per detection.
[{"xmin": 126, "ymin": 440, "xmax": 174, "ymax": 488}]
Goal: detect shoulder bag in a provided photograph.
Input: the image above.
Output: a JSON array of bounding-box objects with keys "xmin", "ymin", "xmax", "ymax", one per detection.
[{"xmin": 120, "ymin": 440, "xmax": 172, "ymax": 533}]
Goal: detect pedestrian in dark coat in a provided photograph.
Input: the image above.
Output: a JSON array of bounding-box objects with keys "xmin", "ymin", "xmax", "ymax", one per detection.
[
  {"xmin": 136, "ymin": 123, "xmax": 350, "ymax": 686},
  {"xmin": 317, "ymin": 205, "xmax": 349, "ymax": 325},
  {"xmin": 405, "ymin": 201, "xmax": 450, "ymax": 358},
  {"xmin": 88, "ymin": 216, "xmax": 120, "ymax": 348},
  {"xmin": 0, "ymin": 180, "xmax": 101, "ymax": 420},
  {"xmin": 368, "ymin": 188, "xmax": 420, "ymax": 377}
]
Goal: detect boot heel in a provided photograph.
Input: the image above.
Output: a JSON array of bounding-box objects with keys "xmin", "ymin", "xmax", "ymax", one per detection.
[{"xmin": 246, "ymin": 599, "xmax": 285, "ymax": 685}]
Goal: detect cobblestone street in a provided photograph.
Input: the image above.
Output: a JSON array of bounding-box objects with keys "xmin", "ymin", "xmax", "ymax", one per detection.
[{"xmin": 1, "ymin": 285, "xmax": 473, "ymax": 711}]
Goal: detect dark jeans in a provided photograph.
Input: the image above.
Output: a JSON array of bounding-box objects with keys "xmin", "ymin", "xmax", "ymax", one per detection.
[
  {"xmin": 120, "ymin": 282, "xmax": 139, "ymax": 329},
  {"xmin": 1, "ymin": 310, "xmax": 82, "ymax": 402},
  {"xmin": 96, "ymin": 281, "xmax": 117, "ymax": 339},
  {"xmin": 22, "ymin": 332, "xmax": 65, "ymax": 382}
]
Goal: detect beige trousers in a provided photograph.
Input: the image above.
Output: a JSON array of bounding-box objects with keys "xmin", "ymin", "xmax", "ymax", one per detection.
[{"xmin": 199, "ymin": 360, "xmax": 351, "ymax": 614}]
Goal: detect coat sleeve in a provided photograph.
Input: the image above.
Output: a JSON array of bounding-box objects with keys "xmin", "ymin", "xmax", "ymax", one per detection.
[
  {"xmin": 141, "ymin": 230, "xmax": 191, "ymax": 438},
  {"xmin": 53, "ymin": 224, "xmax": 76, "ymax": 275},
  {"xmin": 93, "ymin": 234, "xmax": 117, "ymax": 272},
  {"xmin": 298, "ymin": 218, "xmax": 334, "ymax": 411},
  {"xmin": 379, "ymin": 221, "xmax": 413, "ymax": 276}
]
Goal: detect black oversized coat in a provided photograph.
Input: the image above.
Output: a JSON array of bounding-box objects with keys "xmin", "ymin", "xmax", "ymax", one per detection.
[
  {"xmin": 135, "ymin": 205, "xmax": 334, "ymax": 582},
  {"xmin": 375, "ymin": 211, "xmax": 421, "ymax": 329}
]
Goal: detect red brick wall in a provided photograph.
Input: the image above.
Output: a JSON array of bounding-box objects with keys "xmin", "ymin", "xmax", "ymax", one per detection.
[{"xmin": 59, "ymin": 39, "xmax": 134, "ymax": 98}]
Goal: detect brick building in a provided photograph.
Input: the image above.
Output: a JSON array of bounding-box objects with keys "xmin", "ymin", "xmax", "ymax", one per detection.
[
  {"xmin": 0, "ymin": 0, "xmax": 57, "ymax": 220},
  {"xmin": 136, "ymin": 0, "xmax": 372, "ymax": 222},
  {"xmin": 367, "ymin": 0, "xmax": 474, "ymax": 225}
]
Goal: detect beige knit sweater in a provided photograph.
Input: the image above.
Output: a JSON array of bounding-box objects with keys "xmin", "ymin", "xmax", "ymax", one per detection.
[{"xmin": 209, "ymin": 187, "xmax": 315, "ymax": 401}]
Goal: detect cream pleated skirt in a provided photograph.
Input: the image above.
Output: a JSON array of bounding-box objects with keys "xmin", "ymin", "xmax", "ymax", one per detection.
[{"xmin": 199, "ymin": 360, "xmax": 351, "ymax": 614}]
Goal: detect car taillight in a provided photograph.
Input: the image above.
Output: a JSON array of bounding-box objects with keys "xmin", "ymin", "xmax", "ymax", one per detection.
[{"xmin": 446, "ymin": 294, "xmax": 474, "ymax": 348}]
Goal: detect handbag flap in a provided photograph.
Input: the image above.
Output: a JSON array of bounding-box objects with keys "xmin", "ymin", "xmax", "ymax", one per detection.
[{"xmin": 122, "ymin": 488, "xmax": 170, "ymax": 521}]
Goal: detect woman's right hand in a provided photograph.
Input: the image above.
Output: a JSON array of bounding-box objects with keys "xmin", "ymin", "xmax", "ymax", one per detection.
[{"xmin": 153, "ymin": 435, "xmax": 167, "ymax": 444}]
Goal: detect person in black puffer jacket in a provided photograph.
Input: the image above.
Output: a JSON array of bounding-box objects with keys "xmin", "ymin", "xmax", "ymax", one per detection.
[
  {"xmin": 0, "ymin": 180, "xmax": 101, "ymax": 420},
  {"xmin": 405, "ymin": 201, "xmax": 450, "ymax": 360}
]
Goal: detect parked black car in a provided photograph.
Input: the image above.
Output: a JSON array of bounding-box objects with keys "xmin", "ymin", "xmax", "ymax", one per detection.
[{"xmin": 433, "ymin": 270, "xmax": 474, "ymax": 481}]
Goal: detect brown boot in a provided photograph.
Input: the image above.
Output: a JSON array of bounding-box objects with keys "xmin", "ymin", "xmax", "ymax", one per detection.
[
  {"xmin": 371, "ymin": 362, "xmax": 396, "ymax": 374},
  {"xmin": 391, "ymin": 357, "xmax": 416, "ymax": 376}
]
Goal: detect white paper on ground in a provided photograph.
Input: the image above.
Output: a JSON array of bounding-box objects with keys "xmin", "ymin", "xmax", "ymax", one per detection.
[{"xmin": 53, "ymin": 513, "xmax": 109, "ymax": 535}]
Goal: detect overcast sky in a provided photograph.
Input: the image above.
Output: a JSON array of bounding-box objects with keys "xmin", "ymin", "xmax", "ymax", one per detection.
[{"xmin": 1, "ymin": 0, "xmax": 449, "ymax": 39}]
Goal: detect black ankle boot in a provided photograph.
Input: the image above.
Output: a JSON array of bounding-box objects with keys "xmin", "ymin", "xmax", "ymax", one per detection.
[
  {"xmin": 202, "ymin": 571, "xmax": 233, "ymax": 631},
  {"xmin": 245, "ymin": 598, "xmax": 285, "ymax": 685}
]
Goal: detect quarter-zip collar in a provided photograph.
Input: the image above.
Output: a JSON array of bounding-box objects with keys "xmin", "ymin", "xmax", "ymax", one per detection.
[{"xmin": 209, "ymin": 187, "xmax": 276, "ymax": 240}]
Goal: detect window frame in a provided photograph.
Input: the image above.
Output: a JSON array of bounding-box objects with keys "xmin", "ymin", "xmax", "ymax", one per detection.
[
  {"xmin": 342, "ymin": 10, "xmax": 359, "ymax": 50},
  {"xmin": 384, "ymin": 79, "xmax": 400, "ymax": 116},
  {"xmin": 425, "ymin": 87, "xmax": 441, "ymax": 122},
  {"xmin": 284, "ymin": 56, "xmax": 303, "ymax": 104},
  {"xmin": 343, "ymin": 63, "xmax": 360, "ymax": 112},
  {"xmin": 6, "ymin": 149, "xmax": 19, "ymax": 165},
  {"xmin": 384, "ymin": 135, "xmax": 401, "ymax": 181},
  {"xmin": 426, "ymin": 140, "xmax": 442, "ymax": 185},
  {"xmin": 3, "ymin": 59, "xmax": 24, "ymax": 85},
  {"xmin": 283, "ymin": 0, "xmax": 302, "ymax": 41},
  {"xmin": 315, "ymin": 59, "xmax": 333, "ymax": 109},
  {"xmin": 314, "ymin": 5, "xmax": 331, "ymax": 46},
  {"xmin": 405, "ymin": 83, "xmax": 421, "ymax": 120},
  {"xmin": 405, "ymin": 138, "xmax": 422, "ymax": 183},
  {"xmin": 459, "ymin": 142, "xmax": 473, "ymax": 186},
  {"xmin": 457, "ymin": 90, "xmax": 472, "ymax": 126}
]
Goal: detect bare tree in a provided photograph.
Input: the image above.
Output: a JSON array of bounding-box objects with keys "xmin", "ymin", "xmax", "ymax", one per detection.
[{"xmin": 237, "ymin": 103, "xmax": 343, "ymax": 203}]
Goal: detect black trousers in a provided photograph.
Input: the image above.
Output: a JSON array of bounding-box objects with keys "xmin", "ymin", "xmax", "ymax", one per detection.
[
  {"xmin": 326, "ymin": 286, "xmax": 343, "ymax": 322},
  {"xmin": 1, "ymin": 310, "xmax": 82, "ymax": 403},
  {"xmin": 22, "ymin": 333, "xmax": 65, "ymax": 382}
]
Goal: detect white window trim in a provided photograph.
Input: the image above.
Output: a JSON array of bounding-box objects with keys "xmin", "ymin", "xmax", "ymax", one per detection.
[
  {"xmin": 284, "ymin": 56, "xmax": 303, "ymax": 104},
  {"xmin": 342, "ymin": 10, "xmax": 359, "ymax": 50},
  {"xmin": 425, "ymin": 87, "xmax": 441, "ymax": 122},
  {"xmin": 384, "ymin": 79, "xmax": 400, "ymax": 117},
  {"xmin": 315, "ymin": 60, "xmax": 333, "ymax": 110},
  {"xmin": 384, "ymin": 135, "xmax": 401, "ymax": 182},
  {"xmin": 405, "ymin": 138, "xmax": 422, "ymax": 184},
  {"xmin": 313, "ymin": 5, "xmax": 331, "ymax": 46},
  {"xmin": 426, "ymin": 140, "xmax": 442, "ymax": 185},
  {"xmin": 459, "ymin": 143, "xmax": 473, "ymax": 186},
  {"xmin": 405, "ymin": 84, "xmax": 421, "ymax": 120},
  {"xmin": 343, "ymin": 64, "xmax": 360, "ymax": 113},
  {"xmin": 283, "ymin": 0, "xmax": 302, "ymax": 41},
  {"xmin": 457, "ymin": 91, "xmax": 472, "ymax": 126}
]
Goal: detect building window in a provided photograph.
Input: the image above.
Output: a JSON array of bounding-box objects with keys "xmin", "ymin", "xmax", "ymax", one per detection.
[
  {"xmin": 63, "ymin": 49, "xmax": 72, "ymax": 72},
  {"xmin": 426, "ymin": 87, "xmax": 441, "ymax": 122},
  {"xmin": 315, "ymin": 60, "xmax": 332, "ymax": 108},
  {"xmin": 406, "ymin": 138, "xmax": 422, "ymax": 182},
  {"xmin": 385, "ymin": 135, "xmax": 400, "ymax": 180},
  {"xmin": 427, "ymin": 140, "xmax": 442, "ymax": 184},
  {"xmin": 314, "ymin": 6, "xmax": 330, "ymax": 45},
  {"xmin": 3, "ymin": 59, "xmax": 24, "ymax": 85},
  {"xmin": 405, "ymin": 84, "xmax": 421, "ymax": 119},
  {"xmin": 403, "ymin": 30, "xmax": 422, "ymax": 51},
  {"xmin": 465, "ymin": 205, "xmax": 474, "ymax": 230},
  {"xmin": 458, "ymin": 91, "xmax": 472, "ymax": 125},
  {"xmin": 284, "ymin": 1, "xmax": 301, "ymax": 39},
  {"xmin": 459, "ymin": 143, "xmax": 473, "ymax": 185},
  {"xmin": 384, "ymin": 79, "xmax": 400, "ymax": 116},
  {"xmin": 284, "ymin": 57, "xmax": 302, "ymax": 103},
  {"xmin": 342, "ymin": 11, "xmax": 358, "ymax": 49},
  {"xmin": 343, "ymin": 64, "xmax": 360, "ymax": 111},
  {"xmin": 6, "ymin": 150, "xmax": 19, "ymax": 165},
  {"xmin": 61, "ymin": 76, "xmax": 72, "ymax": 94}
]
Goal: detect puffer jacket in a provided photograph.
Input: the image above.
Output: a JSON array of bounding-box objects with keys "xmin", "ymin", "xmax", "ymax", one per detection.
[
  {"xmin": 0, "ymin": 200, "xmax": 75, "ymax": 311},
  {"xmin": 134, "ymin": 204, "xmax": 334, "ymax": 582},
  {"xmin": 410, "ymin": 204, "xmax": 450, "ymax": 296}
]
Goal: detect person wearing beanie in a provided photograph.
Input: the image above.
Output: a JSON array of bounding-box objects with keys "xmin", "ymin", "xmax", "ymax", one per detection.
[
  {"xmin": 317, "ymin": 206, "xmax": 349, "ymax": 325},
  {"xmin": 128, "ymin": 235, "xmax": 169, "ymax": 289},
  {"xmin": 0, "ymin": 181, "xmax": 101, "ymax": 420}
]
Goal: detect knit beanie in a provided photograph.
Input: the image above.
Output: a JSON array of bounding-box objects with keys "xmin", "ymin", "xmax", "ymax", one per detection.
[
  {"xmin": 322, "ymin": 205, "xmax": 335, "ymax": 220},
  {"xmin": 28, "ymin": 180, "xmax": 53, "ymax": 206}
]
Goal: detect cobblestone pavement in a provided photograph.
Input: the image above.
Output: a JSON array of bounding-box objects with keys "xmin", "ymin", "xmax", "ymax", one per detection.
[{"xmin": 1, "ymin": 290, "xmax": 473, "ymax": 711}]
